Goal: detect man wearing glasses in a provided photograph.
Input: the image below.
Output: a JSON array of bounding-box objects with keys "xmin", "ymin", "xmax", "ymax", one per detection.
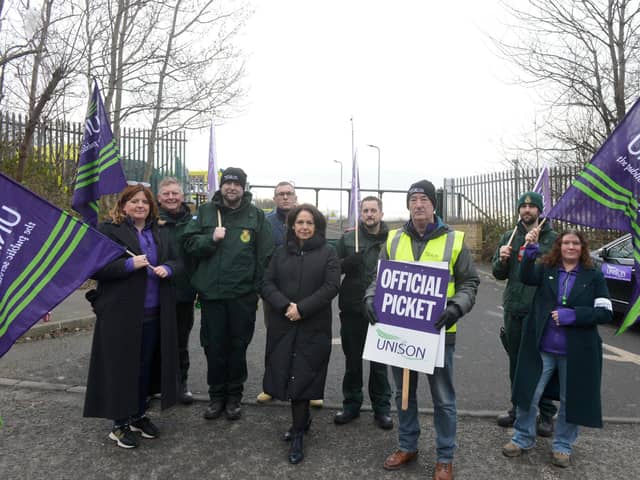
[
  {"xmin": 266, "ymin": 182, "xmax": 297, "ymax": 248},
  {"xmin": 256, "ymin": 181, "xmax": 297, "ymax": 404}
]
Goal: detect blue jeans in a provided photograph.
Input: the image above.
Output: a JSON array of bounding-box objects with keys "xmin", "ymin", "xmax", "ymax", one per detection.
[
  {"xmin": 391, "ymin": 344, "xmax": 456, "ymax": 463},
  {"xmin": 512, "ymin": 352, "xmax": 579, "ymax": 454}
]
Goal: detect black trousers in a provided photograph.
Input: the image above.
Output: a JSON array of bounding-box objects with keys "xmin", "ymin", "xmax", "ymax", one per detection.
[
  {"xmin": 176, "ymin": 302, "xmax": 195, "ymax": 384},
  {"xmin": 200, "ymin": 295, "xmax": 257, "ymax": 402},
  {"xmin": 291, "ymin": 399, "xmax": 310, "ymax": 432},
  {"xmin": 339, "ymin": 311, "xmax": 391, "ymax": 415}
]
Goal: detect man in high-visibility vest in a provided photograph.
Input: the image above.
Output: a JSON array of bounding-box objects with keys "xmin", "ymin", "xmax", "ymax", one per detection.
[{"xmin": 364, "ymin": 179, "xmax": 480, "ymax": 480}]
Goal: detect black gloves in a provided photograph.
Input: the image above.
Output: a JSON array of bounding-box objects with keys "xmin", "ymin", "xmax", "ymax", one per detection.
[
  {"xmin": 342, "ymin": 251, "xmax": 364, "ymax": 274},
  {"xmin": 434, "ymin": 303, "xmax": 462, "ymax": 330},
  {"xmin": 363, "ymin": 295, "xmax": 378, "ymax": 325}
]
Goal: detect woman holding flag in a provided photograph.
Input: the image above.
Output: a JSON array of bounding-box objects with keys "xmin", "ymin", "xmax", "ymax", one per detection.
[
  {"xmin": 83, "ymin": 184, "xmax": 180, "ymax": 449},
  {"xmin": 502, "ymin": 229, "xmax": 613, "ymax": 468}
]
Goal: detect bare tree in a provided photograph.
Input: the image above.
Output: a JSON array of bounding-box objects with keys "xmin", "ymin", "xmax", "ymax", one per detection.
[
  {"xmin": 1, "ymin": 0, "xmax": 249, "ymax": 182},
  {"xmin": 1, "ymin": 0, "xmax": 85, "ymax": 180},
  {"xmin": 138, "ymin": 0, "xmax": 247, "ymax": 180},
  {"xmin": 493, "ymin": 0, "xmax": 640, "ymax": 167}
]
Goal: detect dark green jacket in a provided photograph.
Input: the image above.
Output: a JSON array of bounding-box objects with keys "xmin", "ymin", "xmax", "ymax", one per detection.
[
  {"xmin": 159, "ymin": 203, "xmax": 196, "ymax": 304},
  {"xmin": 491, "ymin": 219, "xmax": 557, "ymax": 316},
  {"xmin": 180, "ymin": 191, "xmax": 274, "ymax": 301},
  {"xmin": 335, "ymin": 222, "xmax": 389, "ymax": 314},
  {"xmin": 512, "ymin": 254, "xmax": 612, "ymax": 427}
]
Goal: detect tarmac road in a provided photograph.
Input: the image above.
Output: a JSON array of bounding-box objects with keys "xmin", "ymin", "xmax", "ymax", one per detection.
[{"xmin": 2, "ymin": 264, "xmax": 640, "ymax": 478}]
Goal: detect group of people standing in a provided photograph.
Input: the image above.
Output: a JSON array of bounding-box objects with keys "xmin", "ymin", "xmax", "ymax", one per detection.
[{"xmin": 80, "ymin": 169, "xmax": 612, "ymax": 479}]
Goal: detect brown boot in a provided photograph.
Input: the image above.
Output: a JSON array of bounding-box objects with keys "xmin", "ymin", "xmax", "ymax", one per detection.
[
  {"xmin": 382, "ymin": 450, "xmax": 418, "ymax": 470},
  {"xmin": 433, "ymin": 462, "xmax": 453, "ymax": 480}
]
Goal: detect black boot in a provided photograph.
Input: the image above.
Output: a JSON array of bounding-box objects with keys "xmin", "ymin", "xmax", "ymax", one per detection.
[
  {"xmin": 282, "ymin": 417, "xmax": 312, "ymax": 441},
  {"xmin": 497, "ymin": 409, "xmax": 515, "ymax": 428},
  {"xmin": 288, "ymin": 431, "xmax": 304, "ymax": 464},
  {"xmin": 179, "ymin": 383, "xmax": 194, "ymax": 405},
  {"xmin": 537, "ymin": 414, "xmax": 554, "ymax": 437}
]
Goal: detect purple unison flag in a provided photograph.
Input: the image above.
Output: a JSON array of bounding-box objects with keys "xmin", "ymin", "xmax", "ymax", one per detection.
[
  {"xmin": 207, "ymin": 119, "xmax": 219, "ymax": 198},
  {"xmin": 0, "ymin": 173, "xmax": 125, "ymax": 357},
  {"xmin": 71, "ymin": 80, "xmax": 126, "ymax": 227},
  {"xmin": 547, "ymin": 97, "xmax": 640, "ymax": 333},
  {"xmin": 533, "ymin": 165, "xmax": 552, "ymax": 217},
  {"xmin": 347, "ymin": 148, "xmax": 361, "ymax": 230}
]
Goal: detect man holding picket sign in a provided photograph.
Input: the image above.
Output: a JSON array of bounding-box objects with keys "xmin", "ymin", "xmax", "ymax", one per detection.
[{"xmin": 363, "ymin": 180, "xmax": 479, "ymax": 480}]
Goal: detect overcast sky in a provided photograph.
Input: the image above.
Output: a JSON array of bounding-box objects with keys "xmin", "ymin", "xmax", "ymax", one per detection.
[{"xmin": 186, "ymin": 0, "xmax": 537, "ymax": 217}]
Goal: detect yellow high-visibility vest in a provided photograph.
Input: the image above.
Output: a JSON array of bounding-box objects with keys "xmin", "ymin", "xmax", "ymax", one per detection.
[{"xmin": 385, "ymin": 228, "xmax": 464, "ymax": 333}]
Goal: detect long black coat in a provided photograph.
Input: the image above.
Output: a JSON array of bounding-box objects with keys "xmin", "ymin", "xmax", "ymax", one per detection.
[
  {"xmin": 261, "ymin": 235, "xmax": 340, "ymax": 401},
  {"xmin": 83, "ymin": 221, "xmax": 180, "ymax": 420},
  {"xmin": 512, "ymin": 256, "xmax": 612, "ymax": 428}
]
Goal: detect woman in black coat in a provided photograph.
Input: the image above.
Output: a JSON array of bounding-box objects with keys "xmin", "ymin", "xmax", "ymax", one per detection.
[
  {"xmin": 83, "ymin": 184, "xmax": 180, "ymax": 449},
  {"xmin": 502, "ymin": 229, "xmax": 612, "ymax": 468},
  {"xmin": 261, "ymin": 204, "xmax": 340, "ymax": 465}
]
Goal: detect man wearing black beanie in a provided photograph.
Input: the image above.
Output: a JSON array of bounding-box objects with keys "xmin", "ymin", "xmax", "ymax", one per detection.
[
  {"xmin": 363, "ymin": 179, "xmax": 480, "ymax": 480},
  {"xmin": 181, "ymin": 167, "xmax": 274, "ymax": 421}
]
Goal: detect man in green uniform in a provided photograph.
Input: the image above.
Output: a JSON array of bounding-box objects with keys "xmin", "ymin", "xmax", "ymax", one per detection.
[
  {"xmin": 181, "ymin": 167, "xmax": 273, "ymax": 420},
  {"xmin": 157, "ymin": 177, "xmax": 197, "ymax": 404},
  {"xmin": 334, "ymin": 195, "xmax": 392, "ymax": 430},
  {"xmin": 492, "ymin": 191, "xmax": 557, "ymax": 436}
]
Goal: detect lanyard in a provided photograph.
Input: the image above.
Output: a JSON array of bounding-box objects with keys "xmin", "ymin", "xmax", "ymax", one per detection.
[{"xmin": 561, "ymin": 272, "xmax": 572, "ymax": 306}]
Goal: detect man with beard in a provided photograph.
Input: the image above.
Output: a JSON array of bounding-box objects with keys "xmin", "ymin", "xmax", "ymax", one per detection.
[
  {"xmin": 256, "ymin": 181, "xmax": 297, "ymax": 404},
  {"xmin": 334, "ymin": 196, "xmax": 392, "ymax": 430},
  {"xmin": 181, "ymin": 167, "xmax": 273, "ymax": 421},
  {"xmin": 492, "ymin": 191, "xmax": 557, "ymax": 436},
  {"xmin": 157, "ymin": 177, "xmax": 197, "ymax": 404}
]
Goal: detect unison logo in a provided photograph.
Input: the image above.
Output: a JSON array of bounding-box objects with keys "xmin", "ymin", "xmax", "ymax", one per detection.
[{"xmin": 375, "ymin": 328, "xmax": 426, "ymax": 361}]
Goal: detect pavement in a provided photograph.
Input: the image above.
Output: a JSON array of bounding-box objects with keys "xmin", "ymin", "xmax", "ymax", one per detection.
[{"xmin": 2, "ymin": 267, "xmax": 640, "ymax": 478}]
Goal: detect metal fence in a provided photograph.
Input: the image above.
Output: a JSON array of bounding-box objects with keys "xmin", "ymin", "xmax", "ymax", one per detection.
[
  {"xmin": 0, "ymin": 111, "xmax": 188, "ymax": 192},
  {"xmin": 443, "ymin": 165, "xmax": 624, "ymax": 247}
]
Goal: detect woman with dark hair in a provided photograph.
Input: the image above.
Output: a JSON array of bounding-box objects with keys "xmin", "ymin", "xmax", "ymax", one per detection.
[
  {"xmin": 83, "ymin": 184, "xmax": 179, "ymax": 449},
  {"xmin": 502, "ymin": 229, "xmax": 613, "ymax": 468},
  {"xmin": 261, "ymin": 203, "xmax": 340, "ymax": 464}
]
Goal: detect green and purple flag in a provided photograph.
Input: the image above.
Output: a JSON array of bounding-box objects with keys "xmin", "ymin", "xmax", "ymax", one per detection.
[
  {"xmin": 72, "ymin": 80, "xmax": 126, "ymax": 226},
  {"xmin": 0, "ymin": 173, "xmax": 125, "ymax": 357},
  {"xmin": 533, "ymin": 165, "xmax": 552, "ymax": 217},
  {"xmin": 547, "ymin": 98, "xmax": 640, "ymax": 333}
]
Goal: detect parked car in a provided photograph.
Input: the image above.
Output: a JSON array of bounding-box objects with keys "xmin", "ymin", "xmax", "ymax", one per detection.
[{"xmin": 590, "ymin": 234, "xmax": 635, "ymax": 315}]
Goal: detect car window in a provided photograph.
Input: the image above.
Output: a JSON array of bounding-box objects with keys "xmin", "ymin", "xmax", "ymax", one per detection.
[{"xmin": 607, "ymin": 237, "xmax": 634, "ymax": 259}]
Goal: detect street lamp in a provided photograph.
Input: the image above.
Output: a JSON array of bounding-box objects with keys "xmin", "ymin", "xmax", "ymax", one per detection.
[
  {"xmin": 367, "ymin": 144, "xmax": 381, "ymax": 194},
  {"xmin": 333, "ymin": 159, "xmax": 343, "ymax": 231}
]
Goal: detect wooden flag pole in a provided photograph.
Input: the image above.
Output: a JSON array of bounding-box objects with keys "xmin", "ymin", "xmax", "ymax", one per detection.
[
  {"xmin": 125, "ymin": 249, "xmax": 156, "ymax": 270},
  {"xmin": 506, "ymin": 225, "xmax": 518, "ymax": 247},
  {"xmin": 217, "ymin": 210, "xmax": 222, "ymax": 227},
  {"xmin": 401, "ymin": 368, "xmax": 410, "ymax": 410}
]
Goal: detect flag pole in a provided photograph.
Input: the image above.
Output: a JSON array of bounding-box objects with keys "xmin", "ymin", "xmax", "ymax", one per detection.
[
  {"xmin": 217, "ymin": 210, "xmax": 222, "ymax": 227},
  {"xmin": 355, "ymin": 227, "xmax": 359, "ymax": 252},
  {"xmin": 506, "ymin": 225, "xmax": 518, "ymax": 247},
  {"xmin": 401, "ymin": 368, "xmax": 410, "ymax": 410}
]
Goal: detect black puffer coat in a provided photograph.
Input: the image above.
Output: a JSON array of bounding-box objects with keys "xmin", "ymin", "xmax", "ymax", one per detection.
[{"xmin": 261, "ymin": 234, "xmax": 340, "ymax": 401}]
